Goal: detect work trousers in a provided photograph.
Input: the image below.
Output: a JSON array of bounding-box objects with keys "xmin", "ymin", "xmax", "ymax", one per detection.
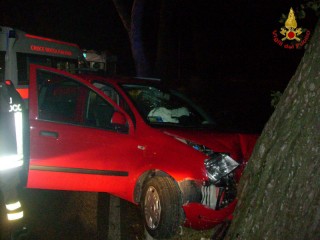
[{"xmin": 0, "ymin": 167, "xmax": 24, "ymax": 223}]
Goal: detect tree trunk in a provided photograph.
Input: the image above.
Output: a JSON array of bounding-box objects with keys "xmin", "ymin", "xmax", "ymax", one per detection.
[
  {"xmin": 130, "ymin": 0, "xmax": 152, "ymax": 77},
  {"xmin": 112, "ymin": 0, "xmax": 151, "ymax": 77},
  {"xmin": 225, "ymin": 19, "xmax": 320, "ymax": 240},
  {"xmin": 111, "ymin": 0, "xmax": 132, "ymax": 32}
]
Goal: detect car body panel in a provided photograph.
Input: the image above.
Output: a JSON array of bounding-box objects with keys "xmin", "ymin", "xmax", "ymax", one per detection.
[
  {"xmin": 26, "ymin": 64, "xmax": 259, "ymax": 229},
  {"xmin": 183, "ymin": 200, "xmax": 237, "ymax": 230},
  {"xmin": 162, "ymin": 128, "xmax": 258, "ymax": 163}
]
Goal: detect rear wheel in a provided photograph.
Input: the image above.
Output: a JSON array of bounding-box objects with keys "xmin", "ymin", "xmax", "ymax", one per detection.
[{"xmin": 141, "ymin": 176, "xmax": 184, "ymax": 239}]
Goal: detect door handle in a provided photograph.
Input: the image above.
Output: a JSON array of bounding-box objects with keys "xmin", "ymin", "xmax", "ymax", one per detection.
[{"xmin": 40, "ymin": 130, "xmax": 59, "ymax": 138}]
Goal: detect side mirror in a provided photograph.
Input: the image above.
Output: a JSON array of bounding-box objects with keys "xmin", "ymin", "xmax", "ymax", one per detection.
[{"xmin": 111, "ymin": 111, "xmax": 127, "ymax": 125}]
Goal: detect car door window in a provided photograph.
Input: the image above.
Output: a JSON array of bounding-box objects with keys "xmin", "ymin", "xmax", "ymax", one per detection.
[
  {"xmin": 86, "ymin": 91, "xmax": 115, "ymax": 129},
  {"xmin": 93, "ymin": 82, "xmax": 135, "ymax": 126},
  {"xmin": 38, "ymin": 71, "xmax": 83, "ymax": 123},
  {"xmin": 36, "ymin": 70, "xmax": 127, "ymax": 132}
]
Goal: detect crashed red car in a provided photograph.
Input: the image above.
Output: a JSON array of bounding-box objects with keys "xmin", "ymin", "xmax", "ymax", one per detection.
[{"xmin": 26, "ymin": 64, "xmax": 258, "ymax": 238}]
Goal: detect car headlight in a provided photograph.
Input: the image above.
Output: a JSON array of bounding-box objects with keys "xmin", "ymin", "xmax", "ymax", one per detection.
[
  {"xmin": 173, "ymin": 136, "xmax": 239, "ymax": 183},
  {"xmin": 204, "ymin": 153, "xmax": 239, "ymax": 184}
]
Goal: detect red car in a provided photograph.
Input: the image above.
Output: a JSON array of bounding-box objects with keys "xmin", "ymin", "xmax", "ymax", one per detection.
[{"xmin": 26, "ymin": 64, "xmax": 258, "ymax": 238}]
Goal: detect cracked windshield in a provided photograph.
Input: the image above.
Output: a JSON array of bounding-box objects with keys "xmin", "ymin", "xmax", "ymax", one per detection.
[{"xmin": 122, "ymin": 84, "xmax": 215, "ymax": 127}]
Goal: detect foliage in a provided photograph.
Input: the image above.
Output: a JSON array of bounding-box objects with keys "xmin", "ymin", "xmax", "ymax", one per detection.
[
  {"xmin": 279, "ymin": 0, "xmax": 320, "ymax": 24},
  {"xmin": 270, "ymin": 90, "xmax": 282, "ymax": 109},
  {"xmin": 305, "ymin": 0, "xmax": 320, "ymax": 15},
  {"xmin": 112, "ymin": 0, "xmax": 180, "ymax": 81}
]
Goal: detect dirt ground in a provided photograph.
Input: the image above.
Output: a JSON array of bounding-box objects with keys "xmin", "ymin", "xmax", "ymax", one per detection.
[{"xmin": 1, "ymin": 189, "xmax": 214, "ymax": 240}]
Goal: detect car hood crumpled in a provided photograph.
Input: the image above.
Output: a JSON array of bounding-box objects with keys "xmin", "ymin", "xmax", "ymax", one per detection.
[{"xmin": 162, "ymin": 128, "xmax": 259, "ymax": 161}]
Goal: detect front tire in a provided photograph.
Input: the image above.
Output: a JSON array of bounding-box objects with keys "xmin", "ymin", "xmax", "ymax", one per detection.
[{"xmin": 141, "ymin": 176, "xmax": 184, "ymax": 239}]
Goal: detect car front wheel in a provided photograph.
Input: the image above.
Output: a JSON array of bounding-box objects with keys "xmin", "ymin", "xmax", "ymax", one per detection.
[{"xmin": 141, "ymin": 176, "xmax": 184, "ymax": 239}]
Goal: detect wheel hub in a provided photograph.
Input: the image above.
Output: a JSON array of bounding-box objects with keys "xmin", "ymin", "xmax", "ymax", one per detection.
[{"xmin": 144, "ymin": 186, "xmax": 161, "ymax": 229}]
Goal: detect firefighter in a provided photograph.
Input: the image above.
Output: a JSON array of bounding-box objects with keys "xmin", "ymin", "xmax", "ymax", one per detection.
[{"xmin": 0, "ymin": 80, "xmax": 27, "ymax": 240}]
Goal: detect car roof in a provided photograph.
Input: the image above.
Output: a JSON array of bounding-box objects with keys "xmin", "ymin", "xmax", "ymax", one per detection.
[{"xmin": 76, "ymin": 72, "xmax": 161, "ymax": 86}]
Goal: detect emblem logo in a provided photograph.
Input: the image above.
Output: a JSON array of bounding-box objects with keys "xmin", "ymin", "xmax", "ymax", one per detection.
[{"xmin": 272, "ymin": 8, "xmax": 310, "ymax": 49}]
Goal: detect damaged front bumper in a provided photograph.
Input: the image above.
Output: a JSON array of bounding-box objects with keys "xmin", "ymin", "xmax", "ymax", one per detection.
[
  {"xmin": 179, "ymin": 179, "xmax": 237, "ymax": 230},
  {"xmin": 182, "ymin": 200, "xmax": 237, "ymax": 230}
]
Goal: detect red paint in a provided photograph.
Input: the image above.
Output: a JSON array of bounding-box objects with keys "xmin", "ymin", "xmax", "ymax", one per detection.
[
  {"xmin": 16, "ymin": 88, "xmax": 29, "ymax": 99},
  {"xmin": 287, "ymin": 31, "xmax": 295, "ymax": 39},
  {"xmin": 26, "ymin": 64, "xmax": 259, "ymax": 230},
  {"xmin": 183, "ymin": 200, "xmax": 237, "ymax": 229},
  {"xmin": 25, "ymin": 34, "xmax": 79, "ymax": 47},
  {"xmin": 273, "ymin": 29, "xmax": 311, "ymax": 49},
  {"xmin": 30, "ymin": 44, "xmax": 73, "ymax": 56},
  {"xmin": 5, "ymin": 80, "xmax": 12, "ymax": 85}
]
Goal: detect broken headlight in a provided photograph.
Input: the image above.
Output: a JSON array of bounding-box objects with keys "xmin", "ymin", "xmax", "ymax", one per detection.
[
  {"xmin": 173, "ymin": 136, "xmax": 239, "ymax": 184},
  {"xmin": 204, "ymin": 153, "xmax": 239, "ymax": 184}
]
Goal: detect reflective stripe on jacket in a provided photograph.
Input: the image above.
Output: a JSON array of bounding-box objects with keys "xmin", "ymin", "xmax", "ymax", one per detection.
[
  {"xmin": 0, "ymin": 81, "xmax": 24, "ymax": 171},
  {"xmin": 6, "ymin": 201, "xmax": 24, "ymax": 221}
]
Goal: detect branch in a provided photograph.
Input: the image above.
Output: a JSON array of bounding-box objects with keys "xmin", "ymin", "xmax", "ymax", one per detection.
[{"xmin": 112, "ymin": 0, "xmax": 132, "ymax": 32}]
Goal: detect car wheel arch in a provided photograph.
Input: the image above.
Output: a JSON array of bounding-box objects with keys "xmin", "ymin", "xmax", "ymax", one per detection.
[{"xmin": 133, "ymin": 169, "xmax": 180, "ymax": 204}]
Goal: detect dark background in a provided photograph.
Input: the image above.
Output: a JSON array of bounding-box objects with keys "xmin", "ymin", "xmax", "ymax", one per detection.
[
  {"xmin": 0, "ymin": 2, "xmax": 319, "ymax": 239},
  {"xmin": 1, "ymin": 0, "xmax": 318, "ymax": 132}
]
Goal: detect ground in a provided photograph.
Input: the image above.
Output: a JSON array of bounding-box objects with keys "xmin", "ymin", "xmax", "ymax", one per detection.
[{"xmin": 5, "ymin": 188, "xmax": 214, "ymax": 240}]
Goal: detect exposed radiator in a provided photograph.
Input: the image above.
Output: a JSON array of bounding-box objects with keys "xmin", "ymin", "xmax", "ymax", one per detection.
[{"xmin": 201, "ymin": 184, "xmax": 218, "ymax": 209}]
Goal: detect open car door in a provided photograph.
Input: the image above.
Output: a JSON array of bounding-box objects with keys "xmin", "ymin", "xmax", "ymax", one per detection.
[{"xmin": 27, "ymin": 64, "xmax": 139, "ymax": 199}]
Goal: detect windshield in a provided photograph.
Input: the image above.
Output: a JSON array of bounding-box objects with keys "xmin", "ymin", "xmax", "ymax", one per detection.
[{"xmin": 122, "ymin": 84, "xmax": 215, "ymax": 127}]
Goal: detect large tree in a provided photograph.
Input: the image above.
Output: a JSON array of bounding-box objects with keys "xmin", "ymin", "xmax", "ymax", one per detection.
[
  {"xmin": 112, "ymin": 0, "xmax": 179, "ymax": 80},
  {"xmin": 225, "ymin": 19, "xmax": 320, "ymax": 240},
  {"xmin": 112, "ymin": 0, "xmax": 151, "ymax": 77}
]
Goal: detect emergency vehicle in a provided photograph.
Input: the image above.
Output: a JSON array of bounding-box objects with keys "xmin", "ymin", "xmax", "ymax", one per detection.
[
  {"xmin": 0, "ymin": 26, "xmax": 87, "ymax": 98},
  {"xmin": 0, "ymin": 27, "xmax": 86, "ymax": 238}
]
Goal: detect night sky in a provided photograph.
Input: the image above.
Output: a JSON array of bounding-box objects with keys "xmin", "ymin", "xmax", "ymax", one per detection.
[
  {"xmin": 1, "ymin": 0, "xmax": 318, "ymax": 131},
  {"xmin": 2, "ymin": 1, "xmax": 317, "ymax": 82}
]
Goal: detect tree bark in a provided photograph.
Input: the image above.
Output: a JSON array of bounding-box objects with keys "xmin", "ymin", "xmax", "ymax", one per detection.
[
  {"xmin": 112, "ymin": 0, "xmax": 152, "ymax": 77},
  {"xmin": 130, "ymin": 0, "xmax": 152, "ymax": 77},
  {"xmin": 225, "ymin": 19, "xmax": 320, "ymax": 240},
  {"xmin": 111, "ymin": 0, "xmax": 132, "ymax": 32}
]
